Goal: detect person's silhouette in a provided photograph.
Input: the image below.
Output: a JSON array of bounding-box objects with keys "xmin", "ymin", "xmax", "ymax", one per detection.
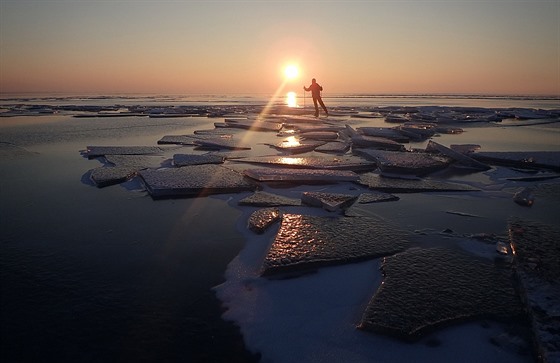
[{"xmin": 303, "ymin": 78, "xmax": 328, "ymax": 117}]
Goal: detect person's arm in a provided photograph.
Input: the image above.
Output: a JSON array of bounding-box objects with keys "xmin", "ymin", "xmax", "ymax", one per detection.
[{"xmin": 303, "ymin": 85, "xmax": 310, "ymax": 91}]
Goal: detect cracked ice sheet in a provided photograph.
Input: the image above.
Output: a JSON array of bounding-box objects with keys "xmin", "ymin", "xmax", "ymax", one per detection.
[
  {"xmin": 214, "ymin": 214, "xmax": 532, "ymax": 363},
  {"xmin": 359, "ymin": 248, "xmax": 523, "ymax": 340},
  {"xmin": 261, "ymin": 214, "xmax": 410, "ymax": 276}
]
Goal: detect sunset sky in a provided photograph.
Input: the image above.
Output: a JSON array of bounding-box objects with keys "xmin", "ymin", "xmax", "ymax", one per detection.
[{"xmin": 1, "ymin": 0, "xmax": 558, "ymax": 96}]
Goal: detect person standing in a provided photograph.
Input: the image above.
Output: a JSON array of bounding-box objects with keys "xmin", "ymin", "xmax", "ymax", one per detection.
[{"xmin": 303, "ymin": 78, "xmax": 328, "ymax": 117}]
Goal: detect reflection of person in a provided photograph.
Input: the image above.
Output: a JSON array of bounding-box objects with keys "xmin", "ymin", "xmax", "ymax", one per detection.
[{"xmin": 303, "ymin": 78, "xmax": 328, "ymax": 117}]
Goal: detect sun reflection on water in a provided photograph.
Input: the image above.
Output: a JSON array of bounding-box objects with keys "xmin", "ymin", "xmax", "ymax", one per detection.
[{"xmin": 286, "ymin": 92, "xmax": 297, "ymax": 107}]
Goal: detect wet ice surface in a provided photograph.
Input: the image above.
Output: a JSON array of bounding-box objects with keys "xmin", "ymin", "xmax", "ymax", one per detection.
[
  {"xmin": 261, "ymin": 214, "xmax": 411, "ymax": 276},
  {"xmin": 139, "ymin": 165, "xmax": 256, "ymax": 198},
  {"xmin": 37, "ymin": 102, "xmax": 558, "ymax": 362},
  {"xmin": 359, "ymin": 247, "xmax": 523, "ymax": 340},
  {"xmin": 508, "ymin": 219, "xmax": 560, "ymax": 362}
]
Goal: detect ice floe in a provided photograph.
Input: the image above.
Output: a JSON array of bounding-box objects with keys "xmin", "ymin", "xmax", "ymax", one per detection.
[
  {"xmin": 358, "ymin": 173, "xmax": 479, "ymax": 192},
  {"xmin": 508, "ymin": 219, "xmax": 560, "ymax": 362},
  {"xmin": 90, "ymin": 166, "xmax": 138, "ymax": 187},
  {"xmin": 247, "ymin": 207, "xmax": 281, "ymax": 234},
  {"xmin": 234, "ymin": 155, "xmax": 377, "ymax": 171},
  {"xmin": 472, "ymin": 151, "xmax": 560, "ymax": 171},
  {"xmin": 355, "ymin": 149, "xmax": 451, "ymax": 175},
  {"xmin": 426, "ymin": 140, "xmax": 491, "ymax": 171},
  {"xmin": 301, "ymin": 191, "xmax": 358, "ymax": 212},
  {"xmin": 244, "ymin": 168, "xmax": 359, "ymax": 183},
  {"xmin": 238, "ymin": 191, "xmax": 302, "ymax": 207},
  {"xmin": 261, "ymin": 214, "xmax": 411, "ymax": 276},
  {"xmin": 359, "ymin": 247, "xmax": 523, "ymax": 340},
  {"xmin": 84, "ymin": 146, "xmax": 166, "ymax": 158},
  {"xmin": 172, "ymin": 153, "xmax": 225, "ymax": 166},
  {"xmin": 139, "ymin": 164, "xmax": 256, "ymax": 198}
]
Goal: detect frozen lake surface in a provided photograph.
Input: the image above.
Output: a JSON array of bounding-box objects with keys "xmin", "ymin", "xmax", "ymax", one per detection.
[{"xmin": 1, "ymin": 94, "xmax": 559, "ymax": 362}]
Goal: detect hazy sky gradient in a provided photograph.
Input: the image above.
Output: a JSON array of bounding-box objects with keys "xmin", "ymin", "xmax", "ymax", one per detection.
[{"xmin": 1, "ymin": 0, "xmax": 558, "ymax": 95}]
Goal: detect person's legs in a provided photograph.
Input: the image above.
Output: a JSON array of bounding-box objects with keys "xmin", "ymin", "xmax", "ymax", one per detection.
[
  {"xmin": 318, "ymin": 97, "xmax": 328, "ymax": 116},
  {"xmin": 312, "ymin": 98, "xmax": 319, "ymax": 117}
]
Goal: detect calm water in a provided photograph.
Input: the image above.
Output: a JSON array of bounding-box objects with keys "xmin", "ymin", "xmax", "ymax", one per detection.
[{"xmin": 1, "ymin": 94, "xmax": 558, "ymax": 363}]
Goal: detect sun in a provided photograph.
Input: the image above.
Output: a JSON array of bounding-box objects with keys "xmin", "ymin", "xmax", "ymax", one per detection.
[{"xmin": 284, "ymin": 65, "xmax": 299, "ymax": 80}]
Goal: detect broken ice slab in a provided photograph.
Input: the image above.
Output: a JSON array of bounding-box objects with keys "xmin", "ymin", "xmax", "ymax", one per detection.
[
  {"xmin": 357, "ymin": 191, "xmax": 399, "ymax": 203},
  {"xmin": 344, "ymin": 192, "xmax": 400, "ymax": 217},
  {"xmin": 471, "ymin": 151, "xmax": 560, "ymax": 171},
  {"xmin": 233, "ymin": 155, "xmax": 376, "ymax": 171},
  {"xmin": 224, "ymin": 119, "xmax": 283, "ymax": 131},
  {"xmin": 426, "ymin": 140, "xmax": 491, "ymax": 171},
  {"xmin": 301, "ymin": 191, "xmax": 358, "ymax": 212},
  {"xmin": 104, "ymin": 155, "xmax": 160, "ymax": 168},
  {"xmin": 239, "ymin": 191, "xmax": 302, "ymax": 207},
  {"xmin": 288, "ymin": 124, "xmax": 344, "ymax": 133},
  {"xmin": 299, "ymin": 131, "xmax": 339, "ymax": 141},
  {"xmin": 355, "ymin": 149, "xmax": 451, "ymax": 175},
  {"xmin": 384, "ymin": 114, "xmax": 409, "ymax": 123},
  {"xmin": 139, "ymin": 164, "xmax": 256, "ymax": 198},
  {"xmin": 84, "ymin": 146, "xmax": 165, "ymax": 158},
  {"xmin": 172, "ymin": 153, "xmax": 225, "ymax": 167},
  {"xmin": 358, "ymin": 173, "xmax": 479, "ymax": 193},
  {"xmin": 261, "ymin": 214, "xmax": 411, "ymax": 276},
  {"xmin": 395, "ymin": 124, "xmax": 435, "ymax": 140},
  {"xmin": 88, "ymin": 154, "xmax": 160, "ymax": 187},
  {"xmin": 359, "ymin": 247, "xmax": 524, "ymax": 341},
  {"xmin": 90, "ymin": 167, "xmax": 137, "ymax": 187},
  {"xmin": 513, "ymin": 187, "xmax": 534, "ymax": 206},
  {"xmin": 244, "ymin": 168, "xmax": 359, "ymax": 183},
  {"xmin": 350, "ymin": 112, "xmax": 384, "ymax": 119},
  {"xmin": 157, "ymin": 134, "xmax": 232, "ymax": 145},
  {"xmin": 509, "ymin": 219, "xmax": 560, "ymax": 291},
  {"xmin": 434, "ymin": 126, "xmax": 463, "ymax": 134},
  {"xmin": 356, "ymin": 127, "xmax": 410, "ymax": 143},
  {"xmin": 193, "ymin": 138, "xmax": 251, "ymax": 150},
  {"xmin": 351, "ymin": 134, "xmax": 406, "ymax": 151},
  {"xmin": 508, "ymin": 219, "xmax": 560, "ymax": 362},
  {"xmin": 314, "ymin": 141, "xmax": 351, "ymax": 154},
  {"xmin": 266, "ymin": 139, "xmax": 326, "ymax": 154},
  {"xmin": 194, "ymin": 128, "xmax": 240, "ymax": 136},
  {"xmin": 248, "ymin": 208, "xmax": 282, "ymax": 234},
  {"xmin": 450, "ymin": 144, "xmax": 481, "ymax": 154}
]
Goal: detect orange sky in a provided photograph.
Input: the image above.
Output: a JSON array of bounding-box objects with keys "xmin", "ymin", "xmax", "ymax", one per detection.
[{"xmin": 1, "ymin": 1, "xmax": 558, "ymax": 96}]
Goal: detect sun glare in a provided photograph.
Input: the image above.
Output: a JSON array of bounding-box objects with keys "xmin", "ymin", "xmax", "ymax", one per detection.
[
  {"xmin": 284, "ymin": 65, "xmax": 299, "ymax": 80},
  {"xmin": 286, "ymin": 91, "xmax": 297, "ymax": 107}
]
